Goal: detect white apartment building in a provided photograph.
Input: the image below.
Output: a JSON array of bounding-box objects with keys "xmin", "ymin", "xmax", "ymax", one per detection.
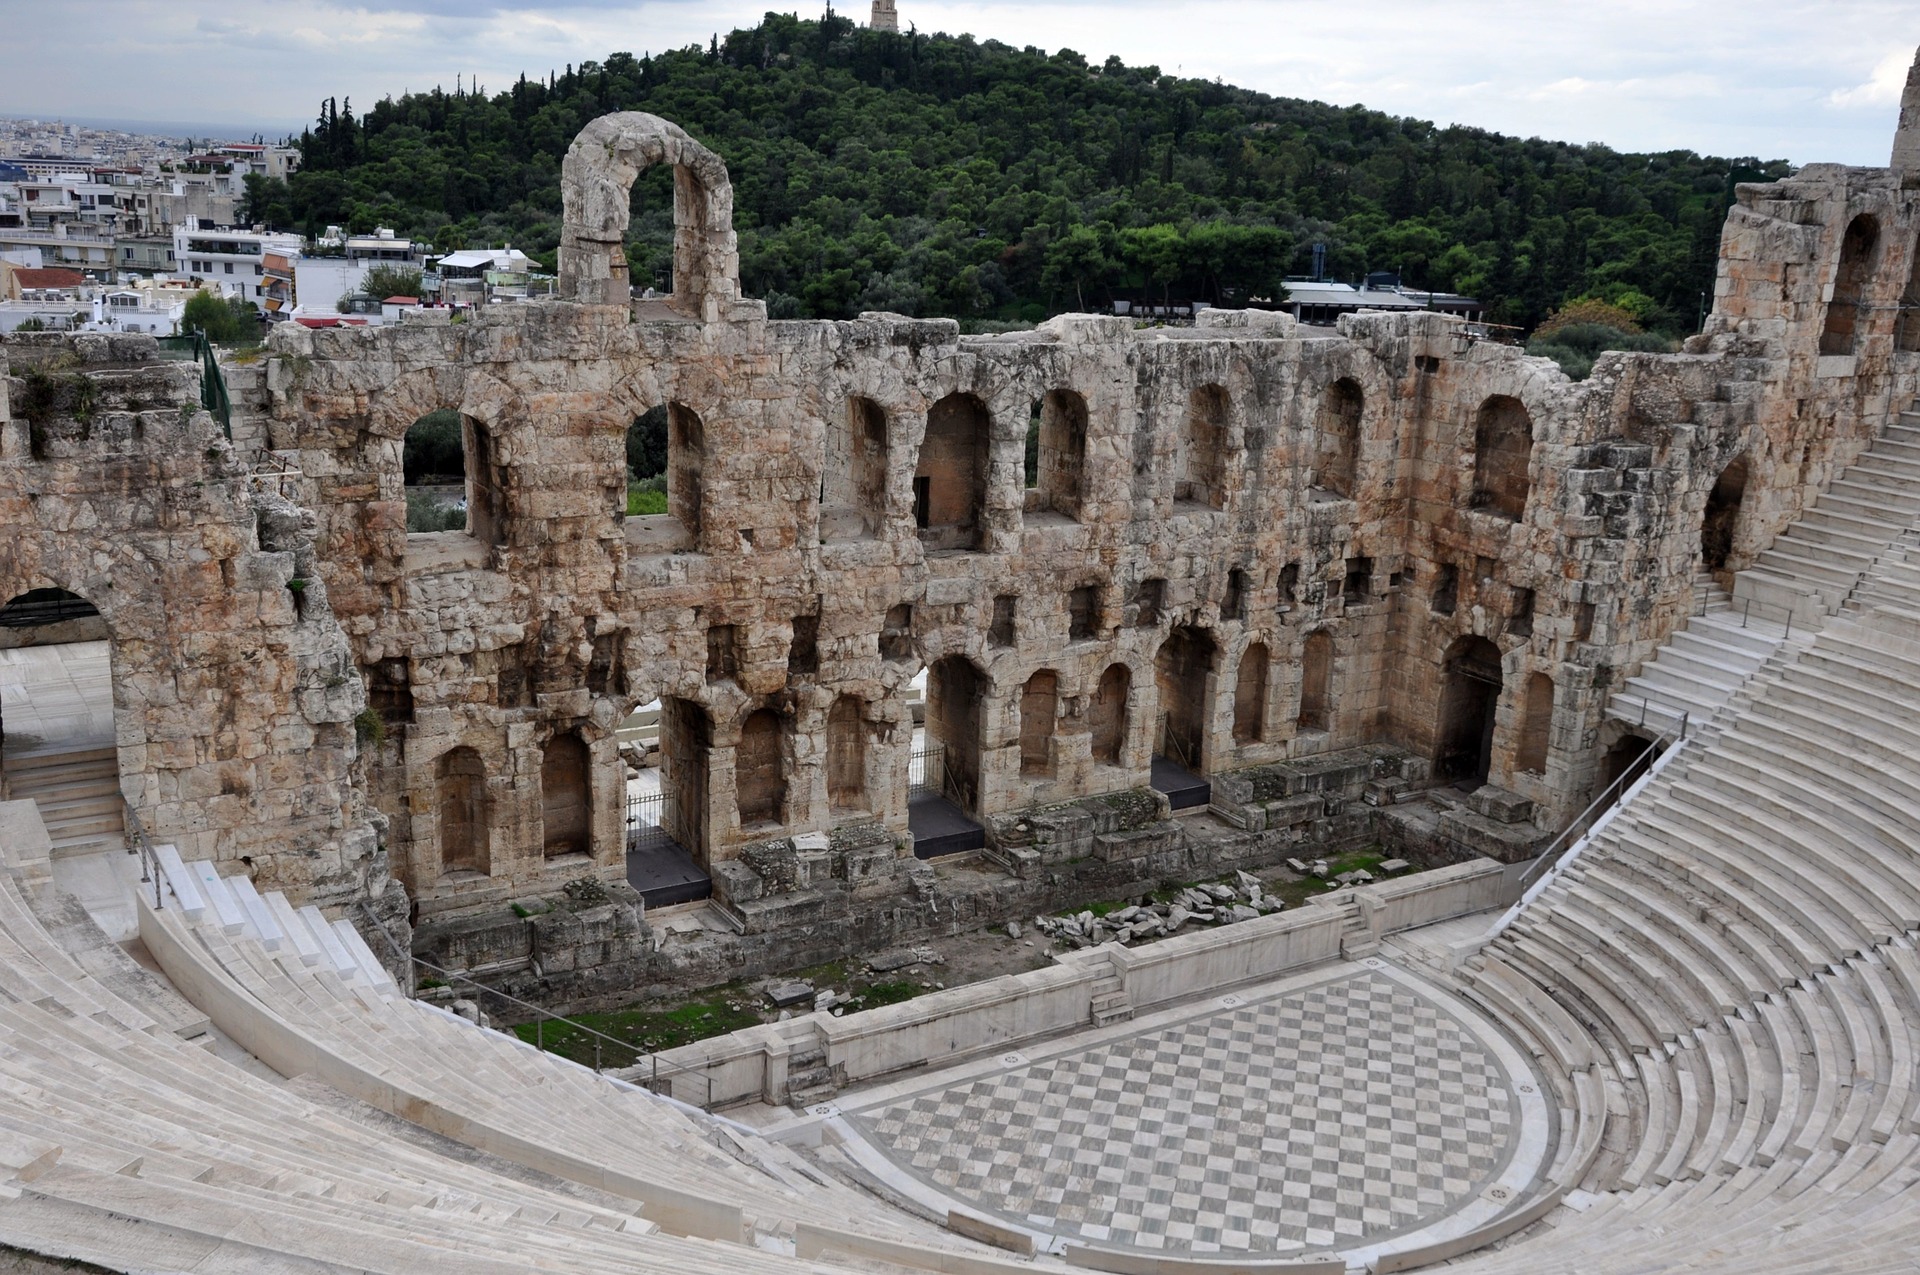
[{"xmin": 172, "ymin": 220, "xmax": 303, "ymax": 304}]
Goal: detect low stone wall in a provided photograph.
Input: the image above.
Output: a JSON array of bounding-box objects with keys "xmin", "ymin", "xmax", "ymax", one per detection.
[{"xmin": 638, "ymin": 857, "xmax": 1514, "ymax": 1108}]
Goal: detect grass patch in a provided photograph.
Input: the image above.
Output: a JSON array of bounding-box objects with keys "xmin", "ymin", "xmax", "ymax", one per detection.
[
  {"xmin": 627, "ymin": 482, "xmax": 667, "ymax": 516},
  {"xmin": 850, "ymin": 979, "xmax": 925, "ymax": 1010},
  {"xmin": 511, "ymin": 985, "xmax": 761, "ymax": 1066},
  {"xmin": 1054, "ymin": 898, "xmax": 1124, "ymax": 919}
]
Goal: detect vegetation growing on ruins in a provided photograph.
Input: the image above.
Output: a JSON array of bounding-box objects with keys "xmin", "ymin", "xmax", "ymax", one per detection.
[
  {"xmin": 1526, "ymin": 294, "xmax": 1678, "ymax": 380},
  {"xmin": 254, "ymin": 13, "xmax": 1790, "ymax": 332}
]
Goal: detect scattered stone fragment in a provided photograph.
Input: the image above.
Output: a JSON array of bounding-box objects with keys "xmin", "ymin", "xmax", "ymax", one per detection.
[
  {"xmin": 1006, "ymin": 920, "xmax": 1022, "ymax": 939},
  {"xmin": 1380, "ymin": 858, "xmax": 1411, "ymax": 874},
  {"xmin": 1229, "ymin": 904, "xmax": 1261, "ymax": 922},
  {"xmin": 1286, "ymin": 858, "xmax": 1309, "ymax": 873},
  {"xmin": 1311, "ymin": 860, "xmax": 1330, "ymax": 878}
]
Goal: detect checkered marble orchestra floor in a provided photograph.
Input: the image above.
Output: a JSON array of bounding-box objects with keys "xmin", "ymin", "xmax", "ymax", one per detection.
[{"xmin": 843, "ymin": 968, "xmax": 1526, "ymax": 1255}]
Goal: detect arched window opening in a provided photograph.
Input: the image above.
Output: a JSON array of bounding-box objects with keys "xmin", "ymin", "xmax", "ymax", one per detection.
[
  {"xmin": 1436, "ymin": 636, "xmax": 1503, "ymax": 788},
  {"xmin": 822, "ymin": 396, "xmax": 888, "ymax": 541},
  {"xmin": 1233, "ymin": 643, "xmax": 1269, "ymax": 745},
  {"xmin": 1032, "ymin": 389, "xmax": 1089, "ymax": 520},
  {"xmin": 1701, "ymin": 456, "xmax": 1748, "ymax": 575},
  {"xmin": 540, "ymin": 731, "xmax": 591, "ymax": 858},
  {"xmin": 1898, "ymin": 232, "xmax": 1920, "ymax": 353},
  {"xmin": 1154, "ymin": 626, "xmax": 1214, "ymax": 771},
  {"xmin": 915, "ymin": 392, "xmax": 990, "ymax": 552},
  {"xmin": 436, "ymin": 747, "xmax": 488, "ymax": 876},
  {"xmin": 1469, "ymin": 395, "xmax": 1533, "ymax": 521},
  {"xmin": 736, "ymin": 708, "xmax": 786, "ymax": 828},
  {"xmin": 1298, "ymin": 630, "xmax": 1333, "ymax": 732},
  {"xmin": 1516, "ymin": 672, "xmax": 1554, "ymax": 774},
  {"xmin": 1019, "ymin": 670, "xmax": 1059, "ymax": 778},
  {"xmin": 1821, "ymin": 214, "xmax": 1881, "ymax": 357},
  {"xmin": 827, "ymin": 697, "xmax": 867, "ymax": 814},
  {"xmin": 402, "ymin": 409, "xmax": 475, "ymax": 535},
  {"xmin": 667, "ymin": 403, "xmax": 705, "ymax": 538},
  {"xmin": 558, "ymin": 111, "xmax": 741, "ymax": 317},
  {"xmin": 1236, "ymin": 641, "xmax": 1267, "ymax": 741},
  {"xmin": 659, "ymin": 698, "xmax": 710, "ymax": 859},
  {"xmin": 1222, "ymin": 568, "xmax": 1250, "ymax": 622},
  {"xmin": 1177, "ymin": 385, "xmax": 1229, "ymax": 510},
  {"xmin": 1312, "ymin": 378, "xmax": 1363, "ymax": 499},
  {"xmin": 1090, "ymin": 664, "xmax": 1131, "ymax": 765},
  {"xmin": 927, "ymin": 655, "xmax": 987, "ymax": 810},
  {"xmin": 623, "ymin": 404, "xmax": 667, "ymax": 517}
]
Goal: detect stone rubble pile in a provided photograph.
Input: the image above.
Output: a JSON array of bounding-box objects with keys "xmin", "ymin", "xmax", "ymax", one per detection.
[{"xmin": 1033, "ymin": 871, "xmax": 1286, "ymax": 949}]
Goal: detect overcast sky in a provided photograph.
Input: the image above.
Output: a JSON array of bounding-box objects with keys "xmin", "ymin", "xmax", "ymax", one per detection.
[{"xmin": 1, "ymin": 0, "xmax": 1915, "ymax": 164}]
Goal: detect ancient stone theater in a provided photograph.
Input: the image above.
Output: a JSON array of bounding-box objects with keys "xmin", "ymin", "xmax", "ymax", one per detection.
[{"xmin": 0, "ymin": 56, "xmax": 1918, "ymax": 1275}]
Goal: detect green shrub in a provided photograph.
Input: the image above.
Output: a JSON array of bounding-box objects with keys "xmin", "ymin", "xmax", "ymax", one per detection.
[
  {"xmin": 1527, "ymin": 323, "xmax": 1675, "ymax": 381},
  {"xmin": 405, "ymin": 488, "xmax": 467, "ymax": 532},
  {"xmin": 626, "ymin": 483, "xmax": 668, "ymax": 516}
]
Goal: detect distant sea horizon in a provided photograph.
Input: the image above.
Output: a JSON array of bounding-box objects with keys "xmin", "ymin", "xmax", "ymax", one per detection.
[{"xmin": 0, "ymin": 112, "xmax": 309, "ymax": 143}]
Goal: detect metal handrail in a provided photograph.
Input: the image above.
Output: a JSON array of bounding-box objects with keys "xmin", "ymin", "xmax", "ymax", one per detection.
[
  {"xmin": 1692, "ymin": 584, "xmax": 1798, "ymax": 639},
  {"xmin": 118, "ymin": 794, "xmax": 162, "ymax": 911},
  {"xmin": 1515, "ymin": 719, "xmax": 1686, "ymax": 895},
  {"xmin": 353, "ymin": 902, "xmax": 714, "ymax": 1108}
]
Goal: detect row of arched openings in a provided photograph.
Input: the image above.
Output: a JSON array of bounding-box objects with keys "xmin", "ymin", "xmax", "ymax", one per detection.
[
  {"xmin": 398, "ymin": 378, "xmax": 1391, "ymax": 547},
  {"xmin": 429, "ymin": 636, "xmax": 1338, "ymax": 876},
  {"xmin": 434, "ymin": 730, "xmax": 592, "ymax": 877}
]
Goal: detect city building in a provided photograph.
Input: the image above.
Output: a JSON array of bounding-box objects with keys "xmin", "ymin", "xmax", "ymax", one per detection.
[{"xmin": 172, "ymin": 220, "xmax": 303, "ymax": 304}]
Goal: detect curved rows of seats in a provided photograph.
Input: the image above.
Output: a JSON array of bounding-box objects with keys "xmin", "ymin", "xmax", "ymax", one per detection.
[
  {"xmin": 0, "ymin": 818, "xmax": 933, "ymax": 1274},
  {"xmin": 1434, "ymin": 612, "xmax": 1920, "ymax": 1272},
  {"xmin": 137, "ymin": 853, "xmax": 1030, "ymax": 1270}
]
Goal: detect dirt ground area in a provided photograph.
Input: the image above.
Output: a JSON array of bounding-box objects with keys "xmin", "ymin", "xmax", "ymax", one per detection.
[{"xmin": 511, "ymin": 846, "xmax": 1407, "ymax": 1067}]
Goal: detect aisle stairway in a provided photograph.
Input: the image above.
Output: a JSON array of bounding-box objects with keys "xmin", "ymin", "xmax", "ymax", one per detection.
[
  {"xmin": 0, "ymin": 748, "xmax": 124, "ymax": 858},
  {"xmin": 1434, "ymin": 485, "xmax": 1920, "ymax": 1272},
  {"xmin": 1605, "ymin": 572, "xmax": 1788, "ymax": 738}
]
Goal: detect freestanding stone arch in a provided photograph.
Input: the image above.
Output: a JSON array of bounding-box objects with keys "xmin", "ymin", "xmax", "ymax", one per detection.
[{"xmin": 559, "ymin": 112, "xmax": 741, "ymax": 319}]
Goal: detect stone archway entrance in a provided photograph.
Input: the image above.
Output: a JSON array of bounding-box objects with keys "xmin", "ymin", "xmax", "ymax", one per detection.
[
  {"xmin": 0, "ymin": 588, "xmax": 138, "ymax": 936},
  {"xmin": 1435, "ymin": 636, "xmax": 1503, "ymax": 787},
  {"xmin": 1701, "ymin": 456, "xmax": 1748, "ymax": 576}
]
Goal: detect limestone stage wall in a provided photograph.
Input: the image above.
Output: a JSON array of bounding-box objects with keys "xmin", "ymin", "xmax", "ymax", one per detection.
[
  {"xmin": 8, "ymin": 105, "xmax": 1919, "ymax": 968},
  {"xmin": 644, "ymin": 859, "xmax": 1511, "ymax": 1109}
]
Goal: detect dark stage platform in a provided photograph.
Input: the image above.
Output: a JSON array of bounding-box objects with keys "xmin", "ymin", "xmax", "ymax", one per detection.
[
  {"xmin": 1150, "ymin": 755, "xmax": 1211, "ymax": 811},
  {"xmin": 908, "ymin": 792, "xmax": 986, "ymax": 858},
  {"xmin": 626, "ymin": 836, "xmax": 712, "ymax": 907}
]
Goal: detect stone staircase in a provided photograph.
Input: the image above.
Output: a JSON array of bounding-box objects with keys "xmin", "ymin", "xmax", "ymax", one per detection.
[
  {"xmin": 0, "ymin": 747, "xmax": 124, "ymax": 858},
  {"xmin": 1090, "ymin": 972, "xmax": 1133, "ymax": 1026},
  {"xmin": 1733, "ymin": 407, "xmax": 1920, "ymax": 619},
  {"xmin": 785, "ymin": 1041, "xmax": 839, "ymax": 1108},
  {"xmin": 1449, "ymin": 613, "xmax": 1920, "ymax": 1273},
  {"xmin": 1606, "ymin": 571, "xmax": 1789, "ymax": 738},
  {"xmin": 142, "ymin": 853, "xmax": 1013, "ymax": 1265},
  {"xmin": 1608, "ymin": 410, "xmax": 1920, "ymax": 737}
]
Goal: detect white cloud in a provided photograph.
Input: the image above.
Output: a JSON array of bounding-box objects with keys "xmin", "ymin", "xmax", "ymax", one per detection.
[
  {"xmin": 0, "ymin": 0, "xmax": 1914, "ymax": 163},
  {"xmin": 1828, "ymin": 46, "xmax": 1913, "ymax": 108}
]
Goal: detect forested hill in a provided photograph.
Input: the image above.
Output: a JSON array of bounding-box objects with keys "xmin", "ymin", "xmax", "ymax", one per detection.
[{"xmin": 256, "ymin": 10, "xmax": 1791, "ymax": 331}]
